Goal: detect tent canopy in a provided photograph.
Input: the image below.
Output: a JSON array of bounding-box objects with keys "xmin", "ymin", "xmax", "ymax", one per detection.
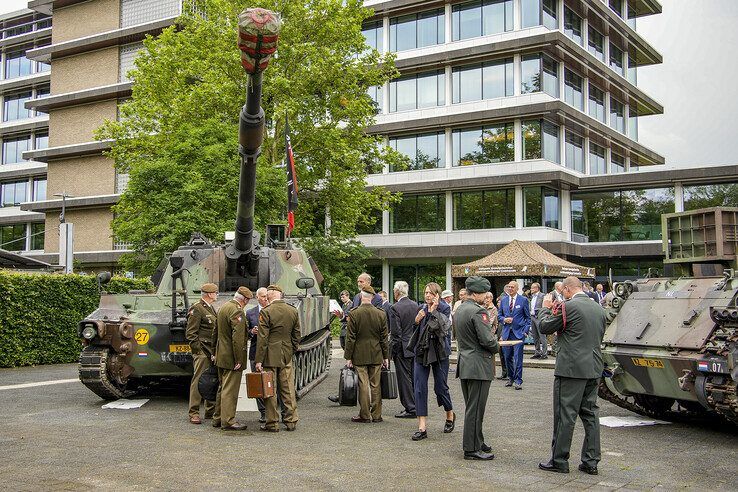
[{"xmin": 452, "ymin": 240, "xmax": 595, "ymax": 278}]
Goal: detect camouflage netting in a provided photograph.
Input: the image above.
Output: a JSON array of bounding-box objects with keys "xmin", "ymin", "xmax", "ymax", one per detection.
[
  {"xmin": 452, "ymin": 240, "xmax": 595, "ymax": 278},
  {"xmin": 237, "ymin": 8, "xmax": 281, "ymax": 74}
]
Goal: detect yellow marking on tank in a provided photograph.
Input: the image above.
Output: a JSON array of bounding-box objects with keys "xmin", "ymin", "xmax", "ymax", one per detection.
[
  {"xmin": 134, "ymin": 328, "xmax": 150, "ymax": 345},
  {"xmin": 631, "ymin": 357, "xmax": 664, "ymax": 368}
]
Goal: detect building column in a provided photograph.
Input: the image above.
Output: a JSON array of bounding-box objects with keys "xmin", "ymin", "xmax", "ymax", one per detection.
[
  {"xmin": 445, "ymin": 128, "xmax": 453, "ymax": 168},
  {"xmin": 515, "ymin": 185, "xmax": 524, "ymax": 229},
  {"xmin": 445, "ymin": 65, "xmax": 452, "ymax": 106},
  {"xmin": 382, "ymin": 209, "xmax": 390, "ymax": 235},
  {"xmin": 605, "ymin": 146, "xmax": 612, "ymax": 174},
  {"xmin": 514, "ymin": 118, "xmax": 523, "ymax": 161},
  {"xmin": 382, "ymin": 16, "xmax": 389, "ymax": 54},
  {"xmin": 382, "ymin": 259, "xmax": 390, "ymax": 296},
  {"xmin": 560, "ymin": 189, "xmax": 571, "ymax": 236},
  {"xmin": 445, "ymin": 3, "xmax": 452, "ymax": 43},
  {"xmin": 445, "ymin": 259, "xmax": 453, "ymax": 292},
  {"xmin": 382, "ymin": 136, "xmax": 389, "ymax": 174},
  {"xmin": 25, "ymin": 223, "xmax": 32, "ymax": 251},
  {"xmin": 513, "ymin": 0, "xmax": 522, "ymax": 30},
  {"xmin": 557, "ymin": 58, "xmax": 565, "ymax": 99},
  {"xmin": 513, "ymin": 53, "xmax": 522, "ymax": 96},
  {"xmin": 604, "ymin": 91, "xmax": 611, "ymax": 126},
  {"xmin": 582, "ymin": 14, "xmax": 589, "ymax": 47},
  {"xmin": 624, "ymin": 103, "xmax": 630, "ymax": 138},
  {"xmin": 445, "ymin": 191, "xmax": 453, "ymax": 232},
  {"xmin": 674, "ymin": 182, "xmax": 685, "ymax": 212},
  {"xmin": 583, "ymin": 136, "xmax": 590, "ymax": 175},
  {"xmin": 557, "ymin": 0, "xmax": 564, "ymax": 30},
  {"xmin": 582, "ymin": 76, "xmax": 590, "ymax": 114},
  {"xmin": 559, "ymin": 124, "xmax": 566, "ymax": 167}
]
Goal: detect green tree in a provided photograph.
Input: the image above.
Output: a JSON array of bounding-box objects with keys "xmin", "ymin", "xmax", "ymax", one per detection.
[{"xmin": 98, "ymin": 0, "xmax": 401, "ymax": 274}]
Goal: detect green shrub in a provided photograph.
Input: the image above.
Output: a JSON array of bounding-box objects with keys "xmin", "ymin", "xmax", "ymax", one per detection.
[{"xmin": 0, "ymin": 272, "xmax": 153, "ymax": 368}]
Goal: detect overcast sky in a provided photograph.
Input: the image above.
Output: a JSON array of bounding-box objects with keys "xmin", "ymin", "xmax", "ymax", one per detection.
[{"xmin": 1, "ymin": 0, "xmax": 735, "ymax": 167}]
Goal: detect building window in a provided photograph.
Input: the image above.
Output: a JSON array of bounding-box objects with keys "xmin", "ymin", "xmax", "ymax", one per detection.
[
  {"xmin": 684, "ymin": 183, "xmax": 738, "ymax": 210},
  {"xmin": 609, "ymin": 42, "xmax": 625, "ymax": 76},
  {"xmin": 525, "ymin": 186, "xmax": 560, "ymax": 229},
  {"xmin": 563, "ymin": 69, "xmax": 583, "ymax": 111},
  {"xmin": 1, "ymin": 180, "xmax": 28, "ymax": 206},
  {"xmin": 589, "ymin": 143, "xmax": 606, "ymax": 175},
  {"xmin": 521, "ymin": 0, "xmax": 557, "ymax": 29},
  {"xmin": 572, "ymin": 188, "xmax": 674, "ymax": 242},
  {"xmin": 3, "ymin": 91, "xmax": 32, "ymax": 121},
  {"xmin": 389, "ymin": 132, "xmax": 446, "ymax": 171},
  {"xmin": 2, "ymin": 135, "xmax": 31, "ymax": 164},
  {"xmin": 522, "ymin": 119, "xmax": 560, "ymax": 164},
  {"xmin": 610, "ymin": 98, "xmax": 625, "ymax": 134},
  {"xmin": 452, "ymin": 0, "xmax": 513, "ymax": 41},
  {"xmin": 453, "ymin": 123, "xmax": 514, "ymax": 166},
  {"xmin": 609, "ymin": 0, "xmax": 624, "ymax": 18},
  {"xmin": 391, "ymin": 193, "xmax": 446, "ymax": 232},
  {"xmin": 611, "ymin": 152, "xmax": 625, "ymax": 173},
  {"xmin": 452, "ymin": 58, "xmax": 513, "ymax": 103},
  {"xmin": 120, "ymin": 0, "xmax": 181, "ymax": 28},
  {"xmin": 32, "ymin": 178, "xmax": 46, "ymax": 201},
  {"xmin": 367, "ymin": 85, "xmax": 383, "ymax": 114},
  {"xmin": 390, "ymin": 70, "xmax": 445, "ymax": 112},
  {"xmin": 588, "ymin": 26, "xmax": 605, "ymax": 62},
  {"xmin": 564, "ymin": 6, "xmax": 583, "ymax": 46},
  {"xmin": 0, "ymin": 224, "xmax": 26, "ymax": 250},
  {"xmin": 4, "ymin": 50, "xmax": 34, "ymax": 79},
  {"xmin": 453, "ymin": 188, "xmax": 515, "ymax": 230},
  {"xmin": 521, "ymin": 54, "xmax": 559, "ymax": 97},
  {"xmin": 390, "ymin": 9, "xmax": 444, "ymax": 52},
  {"xmin": 564, "ymin": 131, "xmax": 584, "ymax": 173},
  {"xmin": 30, "ymin": 222, "xmax": 44, "ymax": 250},
  {"xmin": 390, "ymin": 264, "xmax": 445, "ymax": 303},
  {"xmin": 627, "ymin": 54, "xmax": 638, "ymax": 85},
  {"xmin": 357, "ymin": 209, "xmax": 383, "ymax": 235},
  {"xmin": 34, "ymin": 132, "xmax": 48, "ymax": 150},
  {"xmin": 119, "ymin": 42, "xmax": 144, "ymax": 83},
  {"xmin": 629, "ymin": 106, "xmax": 639, "ymax": 141},
  {"xmin": 362, "ymin": 21, "xmax": 384, "ymax": 53},
  {"xmin": 115, "ymin": 172, "xmax": 130, "ymax": 194},
  {"xmin": 588, "ymin": 84, "xmax": 606, "ymax": 123}
]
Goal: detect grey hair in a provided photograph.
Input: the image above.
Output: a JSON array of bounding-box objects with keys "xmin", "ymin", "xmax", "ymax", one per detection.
[
  {"xmin": 361, "ymin": 290, "xmax": 373, "ymax": 299},
  {"xmin": 393, "ymin": 280, "xmax": 409, "ymax": 297},
  {"xmin": 234, "ymin": 293, "xmax": 246, "ymax": 302},
  {"xmin": 256, "ymin": 287, "xmax": 268, "ymax": 296},
  {"xmin": 358, "ymin": 272, "xmax": 372, "ymax": 283}
]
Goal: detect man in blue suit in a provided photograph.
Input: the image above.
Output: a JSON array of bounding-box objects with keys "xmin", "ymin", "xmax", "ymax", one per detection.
[
  {"xmin": 497, "ymin": 281, "xmax": 531, "ymax": 390},
  {"xmin": 247, "ymin": 287, "xmax": 270, "ymax": 422}
]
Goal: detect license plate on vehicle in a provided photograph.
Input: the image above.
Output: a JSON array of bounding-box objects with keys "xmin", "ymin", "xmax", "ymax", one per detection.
[
  {"xmin": 631, "ymin": 357, "xmax": 664, "ymax": 368},
  {"xmin": 169, "ymin": 344, "xmax": 191, "ymax": 353}
]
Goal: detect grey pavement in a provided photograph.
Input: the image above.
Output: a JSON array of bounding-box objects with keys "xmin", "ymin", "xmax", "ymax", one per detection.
[{"xmin": 0, "ymin": 357, "xmax": 735, "ymax": 491}]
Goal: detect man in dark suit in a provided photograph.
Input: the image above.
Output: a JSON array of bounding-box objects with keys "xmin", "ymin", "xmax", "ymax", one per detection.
[
  {"xmin": 379, "ymin": 290, "xmax": 392, "ymax": 325},
  {"xmin": 537, "ymin": 276, "xmax": 607, "ymax": 475},
  {"xmin": 528, "ymin": 282, "xmax": 547, "ymax": 360},
  {"xmin": 389, "ymin": 280, "xmax": 418, "ymax": 418},
  {"xmin": 247, "ymin": 287, "xmax": 269, "ymax": 423},
  {"xmin": 454, "ymin": 276, "xmax": 499, "ymax": 461},
  {"xmin": 497, "ymin": 281, "xmax": 530, "ymax": 390},
  {"xmin": 595, "ymin": 283, "xmax": 606, "ymax": 305}
]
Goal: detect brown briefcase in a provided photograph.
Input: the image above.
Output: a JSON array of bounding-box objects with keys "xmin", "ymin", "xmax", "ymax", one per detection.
[{"xmin": 246, "ymin": 371, "xmax": 275, "ymax": 398}]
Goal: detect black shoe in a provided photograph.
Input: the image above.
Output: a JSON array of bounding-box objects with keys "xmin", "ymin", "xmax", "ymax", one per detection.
[
  {"xmin": 540, "ymin": 355, "xmax": 548, "ymax": 360},
  {"xmin": 495, "ymin": 376, "xmax": 507, "ymax": 380},
  {"xmin": 514, "ymin": 383, "xmax": 522, "ymax": 390},
  {"xmin": 443, "ymin": 412, "xmax": 456, "ymax": 433},
  {"xmin": 481, "ymin": 443, "xmax": 492, "ymax": 453},
  {"xmin": 259, "ymin": 416, "xmax": 266, "ymax": 423},
  {"xmin": 578, "ymin": 463, "xmax": 598, "ymax": 475},
  {"xmin": 372, "ymin": 417, "xmax": 383, "ymax": 423},
  {"xmin": 222, "ymin": 422, "xmax": 248, "ymax": 431},
  {"xmin": 531, "ymin": 354, "xmax": 541, "ymax": 359},
  {"xmin": 260, "ymin": 425, "xmax": 279, "ymax": 432},
  {"xmin": 211, "ymin": 420, "xmax": 221, "ymax": 428},
  {"xmin": 464, "ymin": 451, "xmax": 494, "ymax": 461},
  {"xmin": 327, "ymin": 395, "xmax": 339, "ymax": 403},
  {"xmin": 284, "ymin": 425, "xmax": 297, "ymax": 432},
  {"xmin": 539, "ymin": 461, "xmax": 569, "ymax": 473},
  {"xmin": 395, "ymin": 410, "xmax": 416, "ymax": 419},
  {"xmin": 505, "ymin": 380, "xmax": 513, "ymax": 387},
  {"xmin": 411, "ymin": 430, "xmax": 427, "ymax": 441}
]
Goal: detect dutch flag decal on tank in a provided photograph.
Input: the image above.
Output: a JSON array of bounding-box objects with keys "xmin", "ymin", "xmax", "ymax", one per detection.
[{"xmin": 698, "ymin": 361, "xmax": 709, "ymax": 372}]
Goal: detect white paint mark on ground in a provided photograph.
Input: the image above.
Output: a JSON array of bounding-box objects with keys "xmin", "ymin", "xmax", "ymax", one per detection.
[
  {"xmin": 605, "ymin": 451, "xmax": 624, "ymax": 457},
  {"xmin": 0, "ymin": 378, "xmax": 78, "ymax": 391}
]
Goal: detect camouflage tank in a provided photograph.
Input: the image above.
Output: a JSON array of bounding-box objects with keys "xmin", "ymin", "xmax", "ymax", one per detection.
[
  {"xmin": 77, "ymin": 8, "xmax": 332, "ymax": 400},
  {"xmin": 600, "ymin": 207, "xmax": 738, "ymax": 425}
]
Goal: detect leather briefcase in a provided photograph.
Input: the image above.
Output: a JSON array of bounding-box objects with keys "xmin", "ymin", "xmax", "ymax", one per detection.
[
  {"xmin": 246, "ymin": 371, "xmax": 275, "ymax": 399},
  {"xmin": 198, "ymin": 365, "xmax": 219, "ymax": 402},
  {"xmin": 338, "ymin": 365, "xmax": 358, "ymax": 406},
  {"xmin": 380, "ymin": 364, "xmax": 398, "ymax": 400}
]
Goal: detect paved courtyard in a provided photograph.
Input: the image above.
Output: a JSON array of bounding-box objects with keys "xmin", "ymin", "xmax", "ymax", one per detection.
[{"xmin": 0, "ymin": 357, "xmax": 735, "ymax": 491}]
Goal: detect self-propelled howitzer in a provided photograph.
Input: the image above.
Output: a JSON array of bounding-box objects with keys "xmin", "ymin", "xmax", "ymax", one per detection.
[{"xmin": 77, "ymin": 9, "xmax": 332, "ymax": 401}]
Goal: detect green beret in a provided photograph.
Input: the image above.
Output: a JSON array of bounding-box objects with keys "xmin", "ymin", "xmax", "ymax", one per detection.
[
  {"xmin": 361, "ymin": 285, "xmax": 375, "ymax": 295},
  {"xmin": 465, "ymin": 276, "xmax": 490, "ymax": 294},
  {"xmin": 237, "ymin": 286, "xmax": 253, "ymax": 298},
  {"xmin": 201, "ymin": 283, "xmax": 218, "ymax": 293},
  {"xmin": 267, "ymin": 284, "xmax": 283, "ymax": 293}
]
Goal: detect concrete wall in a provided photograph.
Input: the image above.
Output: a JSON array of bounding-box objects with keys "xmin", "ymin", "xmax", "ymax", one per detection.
[
  {"xmin": 44, "ymin": 208, "xmax": 114, "ymax": 253},
  {"xmin": 46, "ymin": 155, "xmax": 116, "ymax": 197},
  {"xmin": 50, "ymin": 47, "xmax": 119, "ymax": 94},
  {"xmin": 52, "ymin": 0, "xmax": 120, "ymax": 44},
  {"xmin": 48, "ymin": 100, "xmax": 117, "ymax": 147}
]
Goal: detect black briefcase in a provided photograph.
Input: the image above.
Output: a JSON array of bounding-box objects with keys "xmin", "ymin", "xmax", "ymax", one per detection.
[
  {"xmin": 338, "ymin": 365, "xmax": 358, "ymax": 406},
  {"xmin": 381, "ymin": 364, "xmax": 398, "ymax": 400},
  {"xmin": 197, "ymin": 365, "xmax": 219, "ymax": 402}
]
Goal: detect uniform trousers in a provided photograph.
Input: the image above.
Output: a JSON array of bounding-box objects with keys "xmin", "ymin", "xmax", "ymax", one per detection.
[
  {"xmin": 413, "ymin": 358, "xmax": 453, "ymax": 417},
  {"xmin": 355, "ymin": 364, "xmax": 382, "ymax": 420},
  {"xmin": 530, "ymin": 320, "xmax": 548, "ymax": 356},
  {"xmin": 264, "ymin": 362, "xmax": 298, "ymax": 429},
  {"xmin": 214, "ymin": 367, "xmax": 243, "ymax": 427},
  {"xmin": 502, "ymin": 334, "xmax": 524, "ymax": 384},
  {"xmin": 391, "ymin": 344, "xmax": 415, "ymax": 414},
  {"xmin": 460, "ymin": 379, "xmax": 491, "ymax": 452},
  {"xmin": 550, "ymin": 376, "xmax": 601, "ymax": 469},
  {"xmin": 188, "ymin": 352, "xmax": 216, "ymax": 418}
]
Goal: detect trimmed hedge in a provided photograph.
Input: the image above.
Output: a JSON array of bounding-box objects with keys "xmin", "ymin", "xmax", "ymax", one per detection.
[{"xmin": 0, "ymin": 272, "xmax": 153, "ymax": 368}]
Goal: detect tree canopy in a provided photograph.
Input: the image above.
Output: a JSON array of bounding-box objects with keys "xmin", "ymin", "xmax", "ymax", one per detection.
[{"xmin": 99, "ymin": 0, "xmax": 400, "ymax": 282}]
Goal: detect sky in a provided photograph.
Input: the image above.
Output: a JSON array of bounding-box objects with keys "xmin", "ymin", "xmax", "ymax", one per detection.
[{"xmin": 0, "ymin": 0, "xmax": 735, "ymax": 167}]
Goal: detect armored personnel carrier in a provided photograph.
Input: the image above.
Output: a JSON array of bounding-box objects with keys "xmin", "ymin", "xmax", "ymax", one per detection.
[
  {"xmin": 77, "ymin": 9, "xmax": 332, "ymax": 400},
  {"xmin": 600, "ymin": 207, "xmax": 738, "ymax": 425}
]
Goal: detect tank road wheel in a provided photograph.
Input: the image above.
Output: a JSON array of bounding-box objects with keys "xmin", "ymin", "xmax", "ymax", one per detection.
[
  {"xmin": 79, "ymin": 346, "xmax": 136, "ymax": 400},
  {"xmin": 633, "ymin": 394, "xmax": 675, "ymax": 416}
]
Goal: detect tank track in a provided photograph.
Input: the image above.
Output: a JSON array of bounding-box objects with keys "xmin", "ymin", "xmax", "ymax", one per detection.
[
  {"xmin": 293, "ymin": 329, "xmax": 332, "ymax": 400},
  {"xmin": 701, "ymin": 313, "xmax": 738, "ymax": 424},
  {"xmin": 597, "ymin": 378, "xmax": 704, "ymax": 423},
  {"xmin": 79, "ymin": 346, "xmax": 135, "ymax": 401}
]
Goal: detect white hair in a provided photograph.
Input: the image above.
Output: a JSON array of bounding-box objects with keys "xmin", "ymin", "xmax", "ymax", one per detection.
[
  {"xmin": 361, "ymin": 290, "xmax": 373, "ymax": 300},
  {"xmin": 256, "ymin": 287, "xmax": 268, "ymax": 296},
  {"xmin": 393, "ymin": 280, "xmax": 409, "ymax": 297},
  {"xmin": 358, "ymin": 272, "xmax": 372, "ymax": 283}
]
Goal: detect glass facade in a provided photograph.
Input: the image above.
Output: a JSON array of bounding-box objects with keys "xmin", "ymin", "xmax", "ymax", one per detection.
[
  {"xmin": 629, "ymin": 106, "xmax": 639, "ymax": 140},
  {"xmin": 609, "ymin": 42, "xmax": 625, "ymax": 76},
  {"xmin": 32, "ymin": 178, "xmax": 46, "ymax": 201},
  {"xmin": 391, "ymin": 193, "xmax": 445, "ymax": 232},
  {"xmin": 588, "ymin": 84, "xmax": 606, "ymax": 123},
  {"xmin": 521, "ymin": 54, "xmax": 558, "ymax": 96},
  {"xmin": 367, "ymin": 85, "xmax": 383, "ymax": 113},
  {"xmin": 611, "ymin": 152, "xmax": 625, "ymax": 173},
  {"xmin": 453, "ymin": 188, "xmax": 514, "ymax": 229},
  {"xmin": 589, "ymin": 143, "xmax": 606, "ymax": 175},
  {"xmin": 390, "ymin": 264, "xmax": 445, "ymax": 303},
  {"xmin": 1, "ymin": 180, "xmax": 27, "ymax": 206},
  {"xmin": 452, "ymin": 58, "xmax": 513, "ymax": 103},
  {"xmin": 4, "ymin": 50, "xmax": 33, "ymax": 79},
  {"xmin": 390, "ymin": 70, "xmax": 445, "ymax": 112},
  {"xmin": 571, "ymin": 188, "xmax": 674, "ymax": 242},
  {"xmin": 389, "ymin": 132, "xmax": 445, "ymax": 171},
  {"xmin": 454, "ymin": 123, "xmax": 514, "ymax": 166},
  {"xmin": 521, "ymin": 0, "xmax": 557, "ymax": 29},
  {"xmin": 31, "ymin": 222, "xmax": 44, "ymax": 250},
  {"xmin": 0, "ymin": 224, "xmax": 26, "ymax": 250},
  {"xmin": 522, "ymin": 119, "xmax": 560, "ymax": 163},
  {"xmin": 610, "ymin": 98, "xmax": 625, "ymax": 134},
  {"xmin": 564, "ymin": 131, "xmax": 584, "ymax": 173},
  {"xmin": 525, "ymin": 186, "xmax": 560, "ymax": 229},
  {"xmin": 564, "ymin": 69, "xmax": 583, "ymax": 111},
  {"xmin": 3, "ymin": 91, "xmax": 32, "ymax": 121},
  {"xmin": 362, "ymin": 21, "xmax": 384, "ymax": 52},
  {"xmin": 2, "ymin": 135, "xmax": 31, "ymax": 164},
  {"xmin": 120, "ymin": 0, "xmax": 181, "ymax": 28},
  {"xmin": 390, "ymin": 9, "xmax": 445, "ymax": 52},
  {"xmin": 452, "ymin": 0, "xmax": 513, "ymax": 40},
  {"xmin": 684, "ymin": 183, "xmax": 738, "ymax": 210},
  {"xmin": 609, "ymin": 0, "xmax": 624, "ymax": 18},
  {"xmin": 588, "ymin": 26, "xmax": 605, "ymax": 62},
  {"xmin": 34, "ymin": 132, "xmax": 49, "ymax": 150},
  {"xmin": 564, "ymin": 6, "xmax": 583, "ymax": 45}
]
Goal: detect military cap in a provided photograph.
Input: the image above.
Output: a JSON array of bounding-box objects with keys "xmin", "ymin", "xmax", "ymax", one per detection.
[
  {"xmin": 266, "ymin": 284, "xmax": 283, "ymax": 293},
  {"xmin": 441, "ymin": 289, "xmax": 453, "ymax": 298},
  {"xmin": 201, "ymin": 282, "xmax": 218, "ymax": 293},
  {"xmin": 361, "ymin": 285, "xmax": 375, "ymax": 295},
  {"xmin": 465, "ymin": 276, "xmax": 491, "ymax": 294},
  {"xmin": 237, "ymin": 286, "xmax": 253, "ymax": 298}
]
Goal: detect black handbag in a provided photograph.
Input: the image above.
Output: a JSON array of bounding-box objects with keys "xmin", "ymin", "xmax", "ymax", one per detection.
[
  {"xmin": 338, "ymin": 365, "xmax": 358, "ymax": 406},
  {"xmin": 380, "ymin": 362, "xmax": 398, "ymax": 400},
  {"xmin": 197, "ymin": 365, "xmax": 219, "ymax": 402}
]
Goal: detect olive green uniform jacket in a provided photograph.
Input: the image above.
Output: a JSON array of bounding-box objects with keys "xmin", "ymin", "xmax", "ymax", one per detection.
[
  {"xmin": 537, "ymin": 293, "xmax": 607, "ymax": 379},
  {"xmin": 255, "ymin": 299, "xmax": 301, "ymax": 368},
  {"xmin": 215, "ymin": 299, "xmax": 247, "ymax": 370},
  {"xmin": 345, "ymin": 304, "xmax": 390, "ymax": 366},
  {"xmin": 453, "ymin": 299, "xmax": 499, "ymax": 380},
  {"xmin": 185, "ymin": 299, "xmax": 217, "ymax": 358}
]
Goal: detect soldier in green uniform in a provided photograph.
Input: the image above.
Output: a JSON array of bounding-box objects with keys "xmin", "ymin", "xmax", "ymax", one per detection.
[
  {"xmin": 344, "ymin": 285, "xmax": 389, "ymax": 423},
  {"xmin": 212, "ymin": 286, "xmax": 252, "ymax": 431},
  {"xmin": 537, "ymin": 276, "xmax": 606, "ymax": 475},
  {"xmin": 453, "ymin": 276, "xmax": 499, "ymax": 461},
  {"xmin": 255, "ymin": 284, "xmax": 301, "ymax": 432},
  {"xmin": 186, "ymin": 282, "xmax": 219, "ymax": 424}
]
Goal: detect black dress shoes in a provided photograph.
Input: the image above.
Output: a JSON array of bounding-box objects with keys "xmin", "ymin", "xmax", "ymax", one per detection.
[
  {"xmin": 327, "ymin": 395, "xmax": 339, "ymax": 403},
  {"xmin": 260, "ymin": 425, "xmax": 279, "ymax": 432},
  {"xmin": 505, "ymin": 380, "xmax": 513, "ymax": 387},
  {"xmin": 411, "ymin": 430, "xmax": 427, "ymax": 441},
  {"xmin": 222, "ymin": 422, "xmax": 248, "ymax": 431},
  {"xmin": 496, "ymin": 375, "xmax": 507, "ymax": 380},
  {"xmin": 395, "ymin": 410, "xmax": 416, "ymax": 418},
  {"xmin": 351, "ymin": 416, "xmax": 371, "ymax": 423},
  {"xmin": 481, "ymin": 443, "xmax": 492, "ymax": 453},
  {"xmin": 578, "ymin": 463, "xmax": 598, "ymax": 475},
  {"xmin": 514, "ymin": 383, "xmax": 522, "ymax": 390},
  {"xmin": 538, "ymin": 461, "xmax": 569, "ymax": 473},
  {"xmin": 443, "ymin": 412, "xmax": 456, "ymax": 433},
  {"xmin": 531, "ymin": 354, "xmax": 541, "ymax": 359},
  {"xmin": 464, "ymin": 451, "xmax": 494, "ymax": 461}
]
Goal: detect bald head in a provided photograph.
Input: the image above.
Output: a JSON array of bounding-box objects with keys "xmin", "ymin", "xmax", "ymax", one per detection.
[
  {"xmin": 267, "ymin": 289, "xmax": 282, "ymax": 302},
  {"xmin": 562, "ymin": 276, "xmax": 583, "ymax": 299}
]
